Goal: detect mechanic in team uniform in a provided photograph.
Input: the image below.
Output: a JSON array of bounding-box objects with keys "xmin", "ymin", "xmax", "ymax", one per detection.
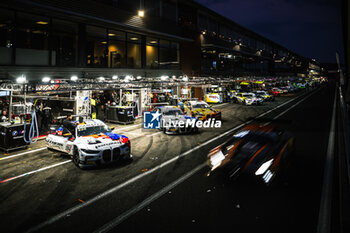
[{"xmin": 63, "ymin": 114, "xmax": 77, "ymax": 133}]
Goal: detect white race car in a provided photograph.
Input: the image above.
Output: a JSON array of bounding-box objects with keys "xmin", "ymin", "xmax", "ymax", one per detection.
[
  {"xmin": 46, "ymin": 119, "xmax": 131, "ymax": 169},
  {"xmin": 153, "ymin": 106, "xmax": 199, "ymax": 134}
]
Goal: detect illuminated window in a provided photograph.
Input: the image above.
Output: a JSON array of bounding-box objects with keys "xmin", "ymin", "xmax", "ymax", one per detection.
[
  {"xmin": 86, "ymin": 25, "xmax": 107, "ymax": 67},
  {"xmin": 146, "ymin": 37, "xmax": 158, "ymax": 69}
]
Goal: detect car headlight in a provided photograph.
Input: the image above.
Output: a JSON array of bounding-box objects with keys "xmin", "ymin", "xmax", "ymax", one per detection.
[
  {"xmin": 209, "ymin": 150, "xmax": 225, "ymax": 169},
  {"xmin": 255, "ymin": 159, "xmax": 274, "ymax": 175},
  {"xmin": 81, "ymin": 149, "xmax": 100, "ymax": 154}
]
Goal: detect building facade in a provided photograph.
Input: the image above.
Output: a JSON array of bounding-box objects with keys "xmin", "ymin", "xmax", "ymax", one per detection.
[{"xmin": 0, "ymin": 0, "xmax": 309, "ymax": 82}]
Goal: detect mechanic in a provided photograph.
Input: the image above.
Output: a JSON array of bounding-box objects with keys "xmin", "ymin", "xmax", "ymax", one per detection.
[
  {"xmin": 41, "ymin": 105, "xmax": 53, "ymax": 133},
  {"xmin": 0, "ymin": 109, "xmax": 7, "ymax": 122},
  {"xmin": 63, "ymin": 113, "xmax": 77, "ymax": 133}
]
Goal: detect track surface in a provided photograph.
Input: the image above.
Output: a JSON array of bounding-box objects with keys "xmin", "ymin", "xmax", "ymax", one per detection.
[{"xmin": 0, "ymin": 84, "xmax": 334, "ymax": 233}]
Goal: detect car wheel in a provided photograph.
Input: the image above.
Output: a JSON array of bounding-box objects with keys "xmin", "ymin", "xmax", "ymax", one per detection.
[{"xmin": 72, "ymin": 146, "xmax": 80, "ymax": 167}]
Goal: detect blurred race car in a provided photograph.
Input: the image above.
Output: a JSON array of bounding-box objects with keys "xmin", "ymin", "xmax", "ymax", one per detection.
[
  {"xmin": 46, "ymin": 119, "xmax": 131, "ymax": 168},
  {"xmin": 207, "ymin": 124, "xmax": 294, "ymax": 185},
  {"xmin": 272, "ymin": 87, "xmax": 285, "ymax": 95},
  {"xmin": 204, "ymin": 93, "xmax": 222, "ymax": 104},
  {"xmin": 252, "ymin": 90, "xmax": 275, "ymax": 101},
  {"xmin": 269, "ymin": 88, "xmax": 281, "ymax": 97},
  {"xmin": 153, "ymin": 106, "xmax": 199, "ymax": 134},
  {"xmin": 232, "ymin": 93, "xmax": 263, "ymax": 105},
  {"xmin": 183, "ymin": 100, "xmax": 222, "ymax": 121}
]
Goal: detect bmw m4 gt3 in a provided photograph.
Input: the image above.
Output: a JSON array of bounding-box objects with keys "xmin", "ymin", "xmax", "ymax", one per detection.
[{"xmin": 46, "ymin": 119, "xmax": 131, "ymax": 169}]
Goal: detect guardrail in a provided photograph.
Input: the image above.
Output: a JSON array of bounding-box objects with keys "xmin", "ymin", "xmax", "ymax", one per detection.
[{"xmin": 339, "ymin": 85, "xmax": 350, "ymax": 183}]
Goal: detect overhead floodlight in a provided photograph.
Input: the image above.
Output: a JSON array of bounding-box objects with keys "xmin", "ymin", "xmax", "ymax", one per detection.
[
  {"xmin": 16, "ymin": 75, "xmax": 26, "ymax": 84},
  {"xmin": 183, "ymin": 75, "xmax": 188, "ymax": 82},
  {"xmin": 98, "ymin": 76, "xmax": 105, "ymax": 82},
  {"xmin": 112, "ymin": 75, "xmax": 118, "ymax": 80},
  {"xmin": 161, "ymin": 75, "xmax": 169, "ymax": 81},
  {"xmin": 42, "ymin": 76, "xmax": 51, "ymax": 83},
  {"xmin": 70, "ymin": 75, "xmax": 78, "ymax": 81},
  {"xmin": 124, "ymin": 75, "xmax": 132, "ymax": 82},
  {"xmin": 138, "ymin": 10, "xmax": 145, "ymax": 18},
  {"xmin": 136, "ymin": 76, "xmax": 142, "ymax": 80}
]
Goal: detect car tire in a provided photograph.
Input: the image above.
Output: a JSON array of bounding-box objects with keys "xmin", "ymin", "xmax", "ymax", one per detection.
[{"xmin": 72, "ymin": 146, "xmax": 80, "ymax": 167}]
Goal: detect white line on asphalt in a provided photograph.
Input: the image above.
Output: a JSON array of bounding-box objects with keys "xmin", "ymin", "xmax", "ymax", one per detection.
[
  {"xmin": 25, "ymin": 90, "xmax": 313, "ymax": 233},
  {"xmin": 146, "ymin": 131, "xmax": 163, "ymax": 137},
  {"xmin": 317, "ymin": 87, "xmax": 337, "ymax": 233},
  {"xmin": 94, "ymin": 163, "xmax": 207, "ymax": 233},
  {"xmin": 113, "ymin": 123, "xmax": 142, "ymax": 132},
  {"xmin": 0, "ymin": 147, "xmax": 47, "ymax": 161},
  {"xmin": 0, "ymin": 160, "xmax": 71, "ymax": 184},
  {"xmin": 263, "ymin": 89, "xmax": 321, "ymax": 126}
]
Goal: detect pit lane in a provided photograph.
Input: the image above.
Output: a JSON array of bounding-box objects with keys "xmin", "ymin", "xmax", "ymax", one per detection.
[{"xmin": 0, "ymin": 88, "xmax": 319, "ymax": 233}]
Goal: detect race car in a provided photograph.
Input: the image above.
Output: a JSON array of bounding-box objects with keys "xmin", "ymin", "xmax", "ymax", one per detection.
[
  {"xmin": 232, "ymin": 93, "xmax": 263, "ymax": 105},
  {"xmin": 229, "ymin": 90, "xmax": 239, "ymax": 100},
  {"xmin": 271, "ymin": 88, "xmax": 284, "ymax": 95},
  {"xmin": 204, "ymin": 93, "xmax": 222, "ymax": 104},
  {"xmin": 269, "ymin": 88, "xmax": 282, "ymax": 97},
  {"xmin": 46, "ymin": 119, "xmax": 131, "ymax": 168},
  {"xmin": 207, "ymin": 124, "xmax": 294, "ymax": 185},
  {"xmin": 153, "ymin": 106, "xmax": 199, "ymax": 134},
  {"xmin": 252, "ymin": 90, "xmax": 275, "ymax": 101},
  {"xmin": 182, "ymin": 100, "xmax": 222, "ymax": 121}
]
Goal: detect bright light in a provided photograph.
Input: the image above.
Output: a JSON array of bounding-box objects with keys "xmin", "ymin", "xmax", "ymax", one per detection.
[
  {"xmin": 183, "ymin": 75, "xmax": 188, "ymax": 82},
  {"xmin": 210, "ymin": 150, "xmax": 225, "ymax": 169},
  {"xmin": 16, "ymin": 76, "xmax": 26, "ymax": 84},
  {"xmin": 138, "ymin": 10, "xmax": 145, "ymax": 17},
  {"xmin": 263, "ymin": 170, "xmax": 274, "ymax": 183},
  {"xmin": 70, "ymin": 75, "xmax": 78, "ymax": 81},
  {"xmin": 108, "ymin": 33, "xmax": 116, "ymax": 37},
  {"xmin": 130, "ymin": 37, "xmax": 139, "ymax": 41},
  {"xmin": 255, "ymin": 159, "xmax": 274, "ymax": 175},
  {"xmin": 161, "ymin": 75, "xmax": 169, "ymax": 81},
  {"xmin": 98, "ymin": 76, "xmax": 105, "ymax": 81},
  {"xmin": 112, "ymin": 75, "xmax": 118, "ymax": 80},
  {"xmin": 124, "ymin": 75, "xmax": 132, "ymax": 82},
  {"xmin": 234, "ymin": 130, "xmax": 249, "ymax": 138},
  {"xmin": 36, "ymin": 21, "xmax": 48, "ymax": 25},
  {"xmin": 42, "ymin": 76, "xmax": 51, "ymax": 83},
  {"xmin": 136, "ymin": 76, "xmax": 142, "ymax": 80}
]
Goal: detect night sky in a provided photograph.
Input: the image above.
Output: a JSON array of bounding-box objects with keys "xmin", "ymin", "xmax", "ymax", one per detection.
[{"xmin": 195, "ymin": 0, "xmax": 344, "ymax": 63}]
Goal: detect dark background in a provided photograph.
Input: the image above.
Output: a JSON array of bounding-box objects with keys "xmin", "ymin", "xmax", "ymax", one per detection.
[{"xmin": 195, "ymin": 0, "xmax": 344, "ymax": 64}]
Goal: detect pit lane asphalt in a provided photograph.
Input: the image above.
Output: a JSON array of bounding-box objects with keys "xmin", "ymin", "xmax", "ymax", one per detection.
[
  {"xmin": 111, "ymin": 83, "xmax": 335, "ymax": 233},
  {"xmin": 0, "ymin": 87, "xmax": 324, "ymax": 233}
]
